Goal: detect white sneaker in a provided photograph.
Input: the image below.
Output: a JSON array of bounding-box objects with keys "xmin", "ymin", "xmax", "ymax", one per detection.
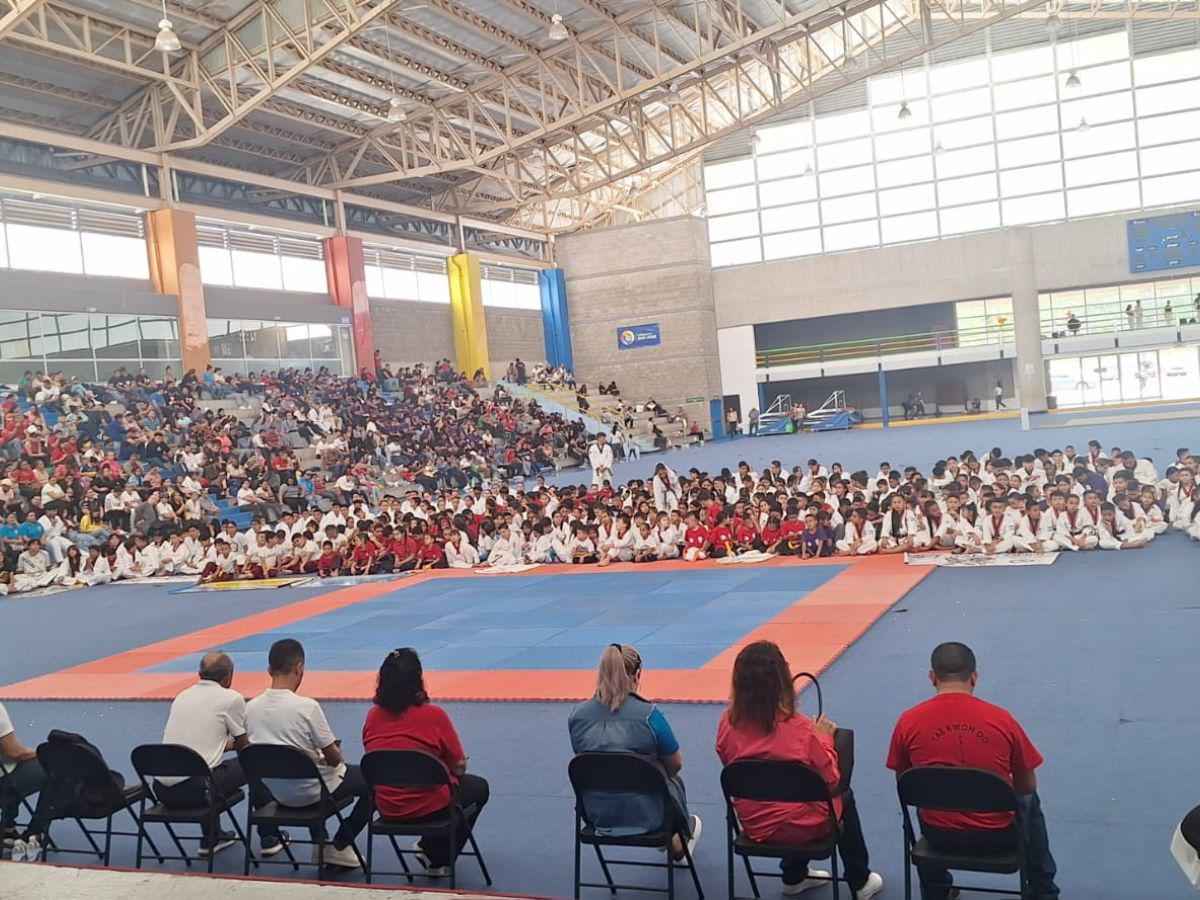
[
  {"xmin": 10, "ymin": 838, "xmax": 26, "ymax": 862},
  {"xmin": 411, "ymin": 839, "xmax": 449, "ymax": 876},
  {"xmin": 854, "ymin": 871, "xmax": 884, "ymax": 898},
  {"xmin": 23, "ymin": 836, "xmax": 42, "ymax": 862},
  {"xmin": 320, "ymin": 843, "xmax": 361, "ymax": 870},
  {"xmin": 782, "ymin": 868, "xmax": 831, "ymax": 894},
  {"xmin": 684, "ymin": 814, "xmax": 702, "ymax": 859}
]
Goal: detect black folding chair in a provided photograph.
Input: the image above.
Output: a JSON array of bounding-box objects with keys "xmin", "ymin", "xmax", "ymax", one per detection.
[
  {"xmin": 720, "ymin": 760, "xmax": 842, "ymax": 900},
  {"xmin": 897, "ymin": 766, "xmax": 1030, "ymax": 900},
  {"xmin": 130, "ymin": 743, "xmax": 253, "ymax": 873},
  {"xmin": 360, "ymin": 749, "xmax": 491, "ymax": 889},
  {"xmin": 36, "ymin": 736, "xmax": 160, "ymax": 866},
  {"xmin": 238, "ymin": 744, "xmax": 365, "ymax": 876},
  {"xmin": 0, "ymin": 762, "xmax": 57, "ymax": 852},
  {"xmin": 568, "ymin": 751, "xmax": 704, "ymax": 900}
]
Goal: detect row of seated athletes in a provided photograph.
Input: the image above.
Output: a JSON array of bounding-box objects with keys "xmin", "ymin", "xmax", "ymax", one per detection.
[{"xmin": 0, "ymin": 638, "xmax": 1058, "ymax": 900}]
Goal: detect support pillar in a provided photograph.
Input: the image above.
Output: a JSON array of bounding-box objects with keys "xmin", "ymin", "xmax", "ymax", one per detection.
[
  {"xmin": 323, "ymin": 236, "xmax": 373, "ymax": 376},
  {"xmin": 1009, "ymin": 228, "xmax": 1048, "ymax": 412},
  {"xmin": 538, "ymin": 267, "xmax": 573, "ymax": 370},
  {"xmin": 448, "ymin": 252, "xmax": 491, "ymax": 379},
  {"xmin": 145, "ymin": 209, "xmax": 210, "ymax": 374},
  {"xmin": 878, "ymin": 366, "xmax": 890, "ymax": 427}
]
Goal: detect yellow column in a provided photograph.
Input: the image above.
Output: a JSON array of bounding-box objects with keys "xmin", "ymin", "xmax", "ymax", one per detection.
[
  {"xmin": 448, "ymin": 252, "xmax": 491, "ymax": 379},
  {"xmin": 145, "ymin": 209, "xmax": 212, "ymax": 374}
]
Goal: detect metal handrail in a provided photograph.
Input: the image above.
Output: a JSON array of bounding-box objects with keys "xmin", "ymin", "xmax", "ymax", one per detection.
[{"xmin": 755, "ymin": 322, "xmax": 1011, "ymax": 368}]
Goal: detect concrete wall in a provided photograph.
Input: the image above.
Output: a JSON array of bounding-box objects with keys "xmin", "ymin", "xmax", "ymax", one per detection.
[
  {"xmin": 485, "ymin": 307, "xmax": 544, "ymax": 375},
  {"xmin": 712, "ymin": 204, "xmax": 1200, "ymax": 330},
  {"xmin": 370, "ymin": 298, "xmax": 544, "ymax": 371},
  {"xmin": 556, "ymin": 216, "xmax": 723, "ymax": 424}
]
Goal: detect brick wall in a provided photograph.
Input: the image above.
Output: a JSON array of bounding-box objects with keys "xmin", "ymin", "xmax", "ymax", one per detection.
[
  {"xmin": 486, "ymin": 307, "xmax": 545, "ymax": 375},
  {"xmin": 555, "ymin": 216, "xmax": 722, "ymax": 430}
]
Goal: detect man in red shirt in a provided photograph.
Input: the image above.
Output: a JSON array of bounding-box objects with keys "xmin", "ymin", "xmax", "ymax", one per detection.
[{"xmin": 886, "ymin": 643, "xmax": 1059, "ymax": 900}]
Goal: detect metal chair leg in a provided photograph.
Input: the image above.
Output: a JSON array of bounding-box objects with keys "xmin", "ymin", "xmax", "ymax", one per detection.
[
  {"xmin": 743, "ymin": 853, "xmax": 761, "ymax": 899},
  {"xmin": 903, "ymin": 844, "xmax": 912, "ymax": 900},
  {"xmin": 224, "ymin": 807, "xmax": 255, "ymax": 869},
  {"xmin": 365, "ymin": 826, "xmax": 373, "ymax": 884},
  {"xmin": 573, "ymin": 827, "xmax": 582, "ymax": 900},
  {"xmin": 102, "ymin": 814, "xmax": 113, "ymax": 866},
  {"xmin": 133, "ymin": 809, "xmax": 162, "ymax": 860},
  {"xmin": 592, "ymin": 843, "xmax": 617, "ymax": 894},
  {"xmin": 830, "ymin": 849, "xmax": 840, "ymax": 900},
  {"xmin": 668, "ymin": 846, "xmax": 677, "ymax": 900},
  {"xmin": 387, "ymin": 834, "xmax": 413, "ymax": 882},
  {"xmin": 681, "ymin": 837, "xmax": 704, "ymax": 900},
  {"xmin": 467, "ymin": 831, "xmax": 492, "ymax": 886},
  {"xmin": 161, "ymin": 821, "xmax": 190, "ymax": 866},
  {"xmin": 76, "ymin": 817, "xmax": 104, "ymax": 858},
  {"xmin": 134, "ymin": 798, "xmax": 146, "ymax": 870}
]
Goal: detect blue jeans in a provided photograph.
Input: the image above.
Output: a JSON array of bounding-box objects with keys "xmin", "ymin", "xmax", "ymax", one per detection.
[
  {"xmin": 1, "ymin": 759, "xmax": 52, "ymax": 837},
  {"xmin": 918, "ymin": 792, "xmax": 1058, "ymax": 899}
]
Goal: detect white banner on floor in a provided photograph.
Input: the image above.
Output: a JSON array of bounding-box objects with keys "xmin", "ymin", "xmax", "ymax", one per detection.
[
  {"xmin": 473, "ymin": 563, "xmax": 542, "ymax": 574},
  {"xmin": 715, "ymin": 551, "xmax": 776, "ymax": 565},
  {"xmin": 904, "ymin": 552, "xmax": 1060, "ymax": 567}
]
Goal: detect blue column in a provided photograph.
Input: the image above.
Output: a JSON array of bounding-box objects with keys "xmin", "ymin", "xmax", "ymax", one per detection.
[
  {"xmin": 709, "ymin": 398, "xmax": 726, "ymax": 442},
  {"xmin": 878, "ymin": 366, "xmax": 890, "ymax": 428},
  {"xmin": 538, "ymin": 268, "xmax": 573, "ymax": 370}
]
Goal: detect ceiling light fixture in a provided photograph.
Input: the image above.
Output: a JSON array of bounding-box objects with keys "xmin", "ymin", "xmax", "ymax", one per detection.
[
  {"xmin": 155, "ymin": 0, "xmax": 181, "ymax": 53},
  {"xmin": 1077, "ymin": 117, "xmax": 1090, "ymax": 132},
  {"xmin": 548, "ymin": 1, "xmax": 568, "ymax": 42},
  {"xmin": 664, "ymin": 81, "xmax": 683, "ymax": 107},
  {"xmin": 387, "ymin": 96, "xmax": 406, "ymax": 122},
  {"xmin": 802, "ymin": 162, "xmax": 814, "ymax": 176},
  {"xmin": 1065, "ymin": 70, "xmax": 1081, "ymax": 89},
  {"xmin": 382, "ymin": 25, "xmax": 405, "ymax": 124},
  {"xmin": 934, "ymin": 140, "xmax": 945, "ymax": 156},
  {"xmin": 898, "ymin": 100, "xmax": 912, "ymax": 120},
  {"xmin": 1045, "ymin": 10, "xmax": 1062, "ymax": 35}
]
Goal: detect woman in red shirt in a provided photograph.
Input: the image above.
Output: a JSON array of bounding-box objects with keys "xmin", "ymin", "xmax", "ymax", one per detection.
[
  {"xmin": 716, "ymin": 641, "xmax": 883, "ymax": 898},
  {"xmin": 362, "ymin": 649, "xmax": 489, "ymax": 873}
]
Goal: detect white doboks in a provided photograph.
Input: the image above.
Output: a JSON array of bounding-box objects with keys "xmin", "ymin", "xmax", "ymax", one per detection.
[{"xmin": 1171, "ymin": 813, "xmax": 1200, "ymax": 889}]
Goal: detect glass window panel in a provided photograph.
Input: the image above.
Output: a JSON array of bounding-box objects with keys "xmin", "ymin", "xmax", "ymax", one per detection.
[
  {"xmin": 280, "ymin": 256, "xmax": 326, "ymax": 293},
  {"xmin": 990, "ymin": 45, "xmax": 1054, "ymax": 82},
  {"xmin": 198, "ymin": 246, "xmax": 234, "ymax": 286},
  {"xmin": 1135, "ymin": 80, "xmax": 1199, "ymax": 116},
  {"xmin": 1066, "ymin": 61, "xmax": 1132, "ymax": 97},
  {"xmin": 1002, "ymin": 192, "xmax": 1066, "ymax": 226},
  {"xmin": 815, "ymin": 138, "xmax": 873, "ymax": 170},
  {"xmin": 4, "ymin": 224, "xmax": 82, "ymax": 274},
  {"xmin": 283, "ymin": 323, "xmax": 311, "ymax": 358},
  {"xmin": 757, "ymin": 175, "xmax": 817, "ymax": 206},
  {"xmin": 516, "ymin": 283, "xmax": 541, "ymax": 310},
  {"xmin": 1138, "ymin": 109, "xmax": 1200, "ymax": 147},
  {"xmin": 710, "ymin": 238, "xmax": 762, "ymax": 267},
  {"xmin": 822, "ymin": 220, "xmax": 879, "ymax": 252},
  {"xmin": 39, "ymin": 313, "xmax": 90, "ymax": 359},
  {"xmin": 873, "ymin": 100, "xmax": 930, "ymax": 133},
  {"xmin": 755, "ymin": 149, "xmax": 810, "ymax": 181},
  {"xmin": 708, "ymin": 211, "xmax": 761, "ymax": 242},
  {"xmin": 80, "ymin": 233, "xmax": 149, "ymax": 279},
  {"xmin": 880, "ymin": 211, "xmax": 939, "ymax": 245},
  {"xmin": 365, "ymin": 263, "xmax": 385, "ymax": 298},
  {"xmin": 820, "ymin": 192, "xmax": 877, "ymax": 225},
  {"xmin": 91, "ymin": 314, "xmax": 140, "ymax": 359},
  {"xmin": 937, "ymin": 173, "xmax": 998, "ymax": 204},
  {"xmin": 0, "ymin": 224, "xmax": 7, "ymax": 267},
  {"xmin": 994, "ymin": 105, "xmax": 1059, "ymax": 141},
  {"xmin": 936, "ymin": 116, "xmax": 994, "ymax": 148},
  {"xmin": 310, "ymin": 323, "xmax": 336, "ymax": 358},
  {"xmin": 706, "ymin": 184, "xmax": 758, "ymax": 215},
  {"xmin": 1068, "ymin": 31, "xmax": 1130, "ymax": 67},
  {"xmin": 997, "ymin": 134, "xmax": 1061, "ymax": 168},
  {"xmin": 1133, "ymin": 51, "xmax": 1200, "ymax": 87},
  {"xmin": 1061, "ymin": 120, "xmax": 1136, "ymax": 158},
  {"xmin": 813, "ymin": 109, "xmax": 871, "ymax": 143},
  {"xmin": 382, "ymin": 266, "xmax": 418, "ymax": 300},
  {"xmin": 1000, "ymin": 162, "xmax": 1063, "ymax": 196},
  {"xmin": 939, "ymin": 200, "xmax": 1000, "ymax": 235},
  {"xmin": 1160, "ymin": 347, "xmax": 1200, "ymax": 401},
  {"xmin": 703, "ymin": 157, "xmax": 755, "ymax": 189},
  {"xmin": 483, "ymin": 277, "xmax": 516, "ymax": 307},
  {"xmin": 1066, "ymin": 180, "xmax": 1140, "ymax": 217},
  {"xmin": 876, "ymin": 155, "xmax": 934, "ymax": 188},
  {"xmin": 416, "ymin": 270, "xmax": 449, "ymax": 303},
  {"xmin": 208, "ymin": 319, "xmax": 244, "ymax": 360},
  {"xmin": 760, "ymin": 203, "xmax": 820, "ymax": 234},
  {"xmin": 138, "ymin": 316, "xmax": 180, "ymax": 359},
  {"xmin": 758, "ymin": 119, "xmax": 813, "ymax": 153},
  {"xmin": 0, "ymin": 312, "xmax": 41, "ymax": 360},
  {"xmin": 1064, "ymin": 151, "xmax": 1138, "ymax": 188},
  {"xmin": 50, "ymin": 360, "xmax": 98, "ymax": 382},
  {"xmin": 869, "ymin": 69, "xmax": 928, "ymax": 106},
  {"xmin": 818, "ymin": 164, "xmax": 875, "ymax": 198},
  {"xmin": 874, "ymin": 128, "xmax": 934, "ymax": 161},
  {"xmin": 935, "ymin": 144, "xmax": 996, "ymax": 178},
  {"xmin": 762, "ymin": 229, "xmax": 822, "ymax": 260},
  {"xmin": 1140, "ymin": 141, "xmax": 1200, "ymax": 177},
  {"xmin": 1060, "ymin": 91, "xmax": 1134, "ymax": 127},
  {"xmin": 230, "ymin": 249, "xmax": 283, "ymax": 290},
  {"xmin": 930, "ymin": 87, "xmax": 992, "ymax": 123},
  {"xmin": 339, "ymin": 325, "xmax": 354, "ymax": 374},
  {"xmin": 878, "ymin": 183, "xmax": 936, "ymax": 216},
  {"xmin": 1142, "ymin": 171, "xmax": 1200, "ymax": 208},
  {"xmin": 992, "ymin": 75, "xmax": 1057, "ymax": 112},
  {"xmin": 928, "ymin": 57, "xmax": 989, "ymax": 93},
  {"xmin": 241, "ymin": 321, "xmax": 281, "ymax": 359}
]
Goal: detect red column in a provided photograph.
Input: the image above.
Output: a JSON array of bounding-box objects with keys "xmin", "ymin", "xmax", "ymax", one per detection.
[
  {"xmin": 145, "ymin": 209, "xmax": 211, "ymax": 375},
  {"xmin": 323, "ymin": 235, "xmax": 375, "ymax": 375}
]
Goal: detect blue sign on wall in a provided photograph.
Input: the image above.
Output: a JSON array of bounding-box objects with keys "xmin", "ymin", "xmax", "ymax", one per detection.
[
  {"xmin": 1128, "ymin": 211, "xmax": 1200, "ymax": 273},
  {"xmin": 616, "ymin": 323, "xmax": 661, "ymax": 350}
]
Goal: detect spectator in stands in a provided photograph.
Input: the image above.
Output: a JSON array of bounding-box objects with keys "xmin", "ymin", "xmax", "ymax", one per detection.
[
  {"xmin": 359, "ymin": 648, "xmax": 489, "ymax": 875},
  {"xmin": 994, "ymin": 380, "xmax": 1007, "ymax": 410},
  {"xmin": 748, "ymin": 407, "xmax": 760, "ymax": 437},
  {"xmin": 245, "ymin": 639, "xmax": 371, "ymax": 870},
  {"xmin": 568, "ymin": 644, "xmax": 700, "ymax": 859},
  {"xmin": 156, "ymin": 652, "xmax": 286, "ymax": 857},
  {"xmin": 716, "ymin": 641, "xmax": 883, "ymax": 898},
  {"xmin": 0, "ymin": 700, "xmax": 52, "ymax": 859},
  {"xmin": 886, "ymin": 642, "xmax": 1059, "ymax": 900}
]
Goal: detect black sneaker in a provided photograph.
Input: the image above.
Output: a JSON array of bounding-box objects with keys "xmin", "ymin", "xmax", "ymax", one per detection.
[
  {"xmin": 197, "ymin": 831, "xmax": 237, "ymax": 856},
  {"xmin": 260, "ymin": 831, "xmax": 291, "ymax": 858}
]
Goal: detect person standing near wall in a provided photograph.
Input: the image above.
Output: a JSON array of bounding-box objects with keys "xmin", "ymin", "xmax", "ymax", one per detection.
[
  {"xmin": 725, "ymin": 406, "xmax": 740, "ymax": 438},
  {"xmin": 748, "ymin": 407, "xmax": 760, "ymax": 437},
  {"xmin": 994, "ymin": 381, "xmax": 1006, "ymax": 410}
]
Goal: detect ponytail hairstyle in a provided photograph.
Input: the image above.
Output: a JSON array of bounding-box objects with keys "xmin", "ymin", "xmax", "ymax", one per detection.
[
  {"xmin": 594, "ymin": 643, "xmax": 642, "ymax": 712},
  {"xmin": 728, "ymin": 640, "xmax": 795, "ymax": 734}
]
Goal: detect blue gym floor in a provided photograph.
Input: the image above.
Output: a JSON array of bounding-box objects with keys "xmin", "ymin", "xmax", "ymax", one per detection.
[{"xmin": 2, "ymin": 414, "xmax": 1198, "ymax": 898}]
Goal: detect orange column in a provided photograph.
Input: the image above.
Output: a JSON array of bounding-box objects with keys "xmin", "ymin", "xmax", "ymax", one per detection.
[
  {"xmin": 323, "ymin": 235, "xmax": 374, "ymax": 376},
  {"xmin": 145, "ymin": 209, "xmax": 211, "ymax": 374}
]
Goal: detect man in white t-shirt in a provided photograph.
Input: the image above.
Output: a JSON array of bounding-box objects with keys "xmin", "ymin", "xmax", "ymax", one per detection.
[
  {"xmin": 245, "ymin": 639, "xmax": 369, "ymax": 869},
  {"xmin": 0, "ymin": 700, "xmax": 52, "ymax": 851},
  {"xmin": 156, "ymin": 652, "xmax": 285, "ymax": 857}
]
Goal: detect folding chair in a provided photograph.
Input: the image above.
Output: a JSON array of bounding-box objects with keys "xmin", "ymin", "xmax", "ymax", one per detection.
[
  {"xmin": 0, "ymin": 762, "xmax": 57, "ymax": 852},
  {"xmin": 130, "ymin": 743, "xmax": 253, "ymax": 873},
  {"xmin": 568, "ymin": 751, "xmax": 704, "ymax": 900},
  {"xmin": 897, "ymin": 766, "xmax": 1030, "ymax": 900},
  {"xmin": 238, "ymin": 744, "xmax": 365, "ymax": 876},
  {"xmin": 360, "ymin": 749, "xmax": 492, "ymax": 889},
  {"xmin": 36, "ymin": 736, "xmax": 160, "ymax": 866},
  {"xmin": 720, "ymin": 759, "xmax": 842, "ymax": 900}
]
